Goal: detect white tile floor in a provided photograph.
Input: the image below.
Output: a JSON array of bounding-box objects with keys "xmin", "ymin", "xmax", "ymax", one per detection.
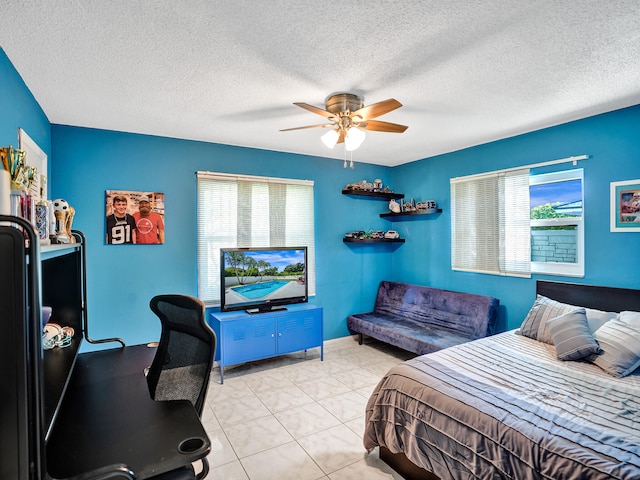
[{"xmin": 200, "ymin": 335, "xmax": 415, "ymax": 479}]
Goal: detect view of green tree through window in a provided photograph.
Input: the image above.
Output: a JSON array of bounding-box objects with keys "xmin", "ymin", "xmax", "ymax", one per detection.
[{"xmin": 529, "ymin": 170, "xmax": 584, "ymax": 276}]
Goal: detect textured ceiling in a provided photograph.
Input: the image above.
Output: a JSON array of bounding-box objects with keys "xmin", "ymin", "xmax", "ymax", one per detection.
[{"xmin": 2, "ymin": 1, "xmax": 640, "ymax": 166}]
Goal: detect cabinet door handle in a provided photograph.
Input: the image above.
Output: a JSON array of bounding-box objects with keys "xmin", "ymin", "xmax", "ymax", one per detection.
[{"xmin": 278, "ymin": 332, "xmax": 282, "ymax": 337}]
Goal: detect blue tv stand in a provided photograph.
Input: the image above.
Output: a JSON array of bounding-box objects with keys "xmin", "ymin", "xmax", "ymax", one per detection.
[{"xmin": 209, "ymin": 303, "xmax": 323, "ymax": 383}]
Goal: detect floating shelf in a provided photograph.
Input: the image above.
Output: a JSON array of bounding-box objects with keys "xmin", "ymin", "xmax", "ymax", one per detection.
[
  {"xmin": 343, "ymin": 237, "xmax": 405, "ymax": 243},
  {"xmin": 341, "ymin": 189, "xmax": 404, "ymax": 200},
  {"xmin": 380, "ymin": 208, "xmax": 443, "ymax": 218}
]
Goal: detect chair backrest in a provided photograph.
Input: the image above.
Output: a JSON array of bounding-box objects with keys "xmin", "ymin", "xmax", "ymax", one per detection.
[{"xmin": 147, "ymin": 294, "xmax": 216, "ymax": 416}]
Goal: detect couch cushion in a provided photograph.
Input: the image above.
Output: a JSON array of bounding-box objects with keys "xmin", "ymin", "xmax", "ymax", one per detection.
[
  {"xmin": 373, "ymin": 281, "xmax": 499, "ymax": 339},
  {"xmin": 348, "ymin": 312, "xmax": 478, "ymax": 355}
]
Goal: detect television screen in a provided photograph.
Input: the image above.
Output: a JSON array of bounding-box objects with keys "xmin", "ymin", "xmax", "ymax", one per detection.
[{"xmin": 220, "ymin": 246, "xmax": 308, "ymax": 313}]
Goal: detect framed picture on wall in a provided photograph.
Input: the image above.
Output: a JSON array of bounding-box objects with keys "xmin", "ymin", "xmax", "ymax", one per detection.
[
  {"xmin": 610, "ymin": 179, "xmax": 640, "ymax": 232},
  {"xmin": 19, "ymin": 128, "xmax": 47, "ymax": 202},
  {"xmin": 105, "ymin": 190, "xmax": 165, "ymax": 244}
]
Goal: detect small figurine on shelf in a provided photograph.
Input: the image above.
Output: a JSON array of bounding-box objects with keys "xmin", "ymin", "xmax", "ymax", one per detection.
[
  {"xmin": 389, "ymin": 198, "xmax": 401, "ymax": 213},
  {"xmin": 373, "ymin": 179, "xmax": 383, "ymax": 191},
  {"xmin": 344, "ymin": 179, "xmax": 375, "ymax": 191},
  {"xmin": 51, "ymin": 198, "xmax": 76, "ymax": 244},
  {"xmin": 416, "ymin": 200, "xmax": 438, "ymax": 212}
]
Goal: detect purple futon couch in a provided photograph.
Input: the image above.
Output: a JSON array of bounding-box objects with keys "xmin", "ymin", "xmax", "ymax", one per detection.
[{"xmin": 348, "ymin": 281, "xmax": 499, "ymax": 355}]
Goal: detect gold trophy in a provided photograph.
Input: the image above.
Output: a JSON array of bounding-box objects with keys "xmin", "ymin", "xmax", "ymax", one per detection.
[{"xmin": 51, "ymin": 199, "xmax": 76, "ymax": 244}]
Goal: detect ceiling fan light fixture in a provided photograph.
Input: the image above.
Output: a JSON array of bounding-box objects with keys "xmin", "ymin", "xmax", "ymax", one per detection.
[
  {"xmin": 321, "ymin": 129, "xmax": 339, "ymax": 149},
  {"xmin": 344, "ymin": 127, "xmax": 366, "ymax": 151}
]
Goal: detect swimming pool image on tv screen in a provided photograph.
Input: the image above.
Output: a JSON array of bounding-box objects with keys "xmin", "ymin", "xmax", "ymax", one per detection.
[
  {"xmin": 221, "ymin": 247, "xmax": 307, "ymax": 311},
  {"xmin": 231, "ymin": 280, "xmax": 289, "ymax": 299}
]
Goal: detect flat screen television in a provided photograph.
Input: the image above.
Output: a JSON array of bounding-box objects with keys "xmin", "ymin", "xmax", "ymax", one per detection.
[{"xmin": 220, "ymin": 246, "xmax": 308, "ymax": 314}]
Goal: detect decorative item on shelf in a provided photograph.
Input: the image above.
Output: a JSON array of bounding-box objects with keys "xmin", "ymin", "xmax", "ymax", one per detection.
[
  {"xmin": 1, "ymin": 145, "xmax": 41, "ymax": 227},
  {"xmin": 35, "ymin": 200, "xmax": 50, "ymax": 245},
  {"xmin": 0, "ymin": 168, "xmax": 9, "ymax": 215},
  {"xmin": 389, "ymin": 198, "xmax": 401, "ymax": 213},
  {"xmin": 42, "ymin": 322, "xmax": 74, "ymax": 350},
  {"xmin": 42, "ymin": 306, "xmax": 53, "ymax": 328},
  {"xmin": 345, "ymin": 179, "xmax": 374, "ymax": 191},
  {"xmin": 344, "ymin": 179, "xmax": 395, "ymax": 193},
  {"xmin": 384, "ymin": 230, "xmax": 400, "ymax": 239},
  {"xmin": 403, "ymin": 198, "xmax": 417, "ymax": 212},
  {"xmin": 51, "ymin": 198, "xmax": 76, "ymax": 244},
  {"xmin": 416, "ymin": 200, "xmax": 438, "ymax": 212},
  {"xmin": 344, "ymin": 230, "xmax": 366, "ymax": 239},
  {"xmin": 0, "ymin": 146, "xmax": 35, "ymax": 192},
  {"xmin": 344, "ymin": 229, "xmax": 390, "ymax": 240}
]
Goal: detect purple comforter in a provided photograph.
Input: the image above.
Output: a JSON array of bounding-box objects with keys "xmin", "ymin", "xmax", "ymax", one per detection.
[{"xmin": 364, "ymin": 331, "xmax": 640, "ymax": 479}]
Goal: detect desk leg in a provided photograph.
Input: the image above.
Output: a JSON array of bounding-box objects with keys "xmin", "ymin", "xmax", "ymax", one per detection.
[
  {"xmin": 220, "ymin": 365, "xmax": 224, "ymax": 384},
  {"xmin": 321, "ymin": 344, "xmax": 324, "ymax": 361}
]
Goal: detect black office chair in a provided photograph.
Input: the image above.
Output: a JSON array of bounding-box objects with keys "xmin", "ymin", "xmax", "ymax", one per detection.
[{"xmin": 147, "ymin": 294, "xmax": 216, "ymax": 480}]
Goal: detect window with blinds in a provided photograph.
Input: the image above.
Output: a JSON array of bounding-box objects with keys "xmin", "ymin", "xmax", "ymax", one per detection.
[
  {"xmin": 197, "ymin": 172, "xmax": 315, "ymax": 304},
  {"xmin": 451, "ymin": 169, "xmax": 531, "ymax": 277}
]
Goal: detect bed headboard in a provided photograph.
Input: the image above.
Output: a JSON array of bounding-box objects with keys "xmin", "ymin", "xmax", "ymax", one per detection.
[{"xmin": 537, "ymin": 280, "xmax": 640, "ymax": 313}]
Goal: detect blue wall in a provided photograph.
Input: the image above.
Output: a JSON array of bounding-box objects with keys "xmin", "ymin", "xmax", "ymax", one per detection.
[
  {"xmin": 0, "ymin": 49, "xmax": 50, "ymax": 165},
  {"xmin": 50, "ymin": 126, "xmax": 396, "ymax": 348},
  {"xmin": 3, "ymin": 46, "xmax": 639, "ymax": 349},
  {"xmin": 391, "ymin": 105, "xmax": 640, "ymax": 331}
]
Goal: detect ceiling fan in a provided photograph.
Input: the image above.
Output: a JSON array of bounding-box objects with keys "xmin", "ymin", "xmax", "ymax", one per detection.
[{"xmin": 280, "ymin": 93, "xmax": 408, "ymax": 152}]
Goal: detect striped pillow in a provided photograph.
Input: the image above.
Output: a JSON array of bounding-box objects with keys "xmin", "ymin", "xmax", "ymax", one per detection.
[
  {"xmin": 547, "ymin": 309, "xmax": 602, "ymax": 361},
  {"xmin": 517, "ymin": 295, "xmax": 577, "ymax": 344},
  {"xmin": 592, "ymin": 319, "xmax": 640, "ymax": 377}
]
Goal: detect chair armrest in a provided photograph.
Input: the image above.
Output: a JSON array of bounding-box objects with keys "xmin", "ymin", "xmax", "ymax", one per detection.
[{"xmin": 47, "ymin": 464, "xmax": 136, "ymax": 480}]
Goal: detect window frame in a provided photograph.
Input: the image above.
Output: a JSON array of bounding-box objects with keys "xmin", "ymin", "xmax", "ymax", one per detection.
[
  {"xmin": 196, "ymin": 172, "xmax": 315, "ymax": 305},
  {"xmin": 529, "ymin": 168, "xmax": 584, "ymax": 277}
]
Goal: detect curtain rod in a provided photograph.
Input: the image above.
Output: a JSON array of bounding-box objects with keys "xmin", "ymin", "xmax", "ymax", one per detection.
[
  {"xmin": 197, "ymin": 171, "xmax": 313, "ymax": 186},
  {"xmin": 451, "ymin": 154, "xmax": 588, "ymax": 182}
]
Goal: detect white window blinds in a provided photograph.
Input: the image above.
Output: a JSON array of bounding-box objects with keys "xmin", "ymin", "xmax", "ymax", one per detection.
[
  {"xmin": 451, "ymin": 168, "xmax": 531, "ymax": 277},
  {"xmin": 197, "ymin": 172, "xmax": 315, "ymax": 303}
]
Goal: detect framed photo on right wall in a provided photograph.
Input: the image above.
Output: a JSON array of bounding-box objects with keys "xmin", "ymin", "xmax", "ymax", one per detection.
[{"xmin": 610, "ymin": 179, "xmax": 640, "ymax": 232}]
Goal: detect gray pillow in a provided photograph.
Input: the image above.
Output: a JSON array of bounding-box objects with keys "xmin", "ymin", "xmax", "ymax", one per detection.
[
  {"xmin": 584, "ymin": 308, "xmax": 619, "ymax": 332},
  {"xmin": 547, "ymin": 309, "xmax": 602, "ymax": 361},
  {"xmin": 517, "ymin": 295, "xmax": 577, "ymax": 344},
  {"xmin": 619, "ymin": 310, "xmax": 640, "ymax": 328},
  {"xmin": 592, "ymin": 319, "xmax": 640, "ymax": 377}
]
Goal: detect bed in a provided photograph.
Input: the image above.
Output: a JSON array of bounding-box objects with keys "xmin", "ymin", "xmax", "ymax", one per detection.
[{"xmin": 364, "ymin": 281, "xmax": 640, "ymax": 479}]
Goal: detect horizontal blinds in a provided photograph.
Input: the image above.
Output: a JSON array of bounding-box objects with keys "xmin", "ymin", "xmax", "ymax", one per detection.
[
  {"xmin": 197, "ymin": 172, "xmax": 315, "ymax": 304},
  {"xmin": 451, "ymin": 168, "xmax": 530, "ymax": 277}
]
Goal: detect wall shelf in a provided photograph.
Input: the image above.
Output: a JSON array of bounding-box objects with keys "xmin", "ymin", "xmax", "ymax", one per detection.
[
  {"xmin": 343, "ymin": 237, "xmax": 405, "ymax": 243},
  {"xmin": 341, "ymin": 189, "xmax": 404, "ymax": 200},
  {"xmin": 380, "ymin": 208, "xmax": 443, "ymax": 219}
]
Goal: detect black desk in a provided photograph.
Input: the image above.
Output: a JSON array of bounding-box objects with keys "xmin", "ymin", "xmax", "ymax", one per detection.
[{"xmin": 46, "ymin": 345, "xmax": 210, "ymax": 479}]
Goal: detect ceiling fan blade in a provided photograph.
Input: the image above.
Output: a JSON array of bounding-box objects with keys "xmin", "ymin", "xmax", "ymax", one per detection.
[
  {"xmin": 279, "ymin": 123, "xmax": 334, "ymax": 132},
  {"xmin": 293, "ymin": 102, "xmax": 336, "ymax": 119},
  {"xmin": 352, "ymin": 98, "xmax": 402, "ymax": 120},
  {"xmin": 361, "ymin": 120, "xmax": 408, "ymax": 133}
]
